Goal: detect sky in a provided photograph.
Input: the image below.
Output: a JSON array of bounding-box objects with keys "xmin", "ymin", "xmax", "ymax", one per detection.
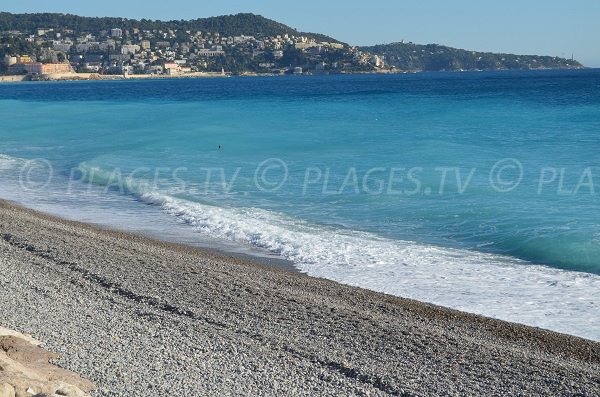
[{"xmin": 2, "ymin": 1, "xmax": 599, "ymax": 67}]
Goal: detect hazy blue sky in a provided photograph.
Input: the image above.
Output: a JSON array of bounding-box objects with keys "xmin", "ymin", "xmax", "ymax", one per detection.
[{"xmin": 2, "ymin": 0, "xmax": 599, "ymax": 66}]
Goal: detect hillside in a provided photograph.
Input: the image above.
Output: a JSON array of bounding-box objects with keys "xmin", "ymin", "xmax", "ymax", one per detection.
[
  {"xmin": 0, "ymin": 12, "xmax": 343, "ymax": 44},
  {"xmin": 0, "ymin": 12, "xmax": 583, "ymax": 75},
  {"xmin": 361, "ymin": 42, "xmax": 583, "ymax": 71}
]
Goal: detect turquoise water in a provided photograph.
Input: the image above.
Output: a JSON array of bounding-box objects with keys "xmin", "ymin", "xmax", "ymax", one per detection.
[{"xmin": 1, "ymin": 71, "xmax": 599, "ymax": 340}]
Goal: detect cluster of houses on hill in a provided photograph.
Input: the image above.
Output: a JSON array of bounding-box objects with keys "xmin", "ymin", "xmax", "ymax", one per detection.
[{"xmin": 1, "ymin": 25, "xmax": 385, "ymax": 76}]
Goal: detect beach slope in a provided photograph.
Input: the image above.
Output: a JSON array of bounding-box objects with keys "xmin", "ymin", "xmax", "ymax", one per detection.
[{"xmin": 0, "ymin": 200, "xmax": 598, "ymax": 396}]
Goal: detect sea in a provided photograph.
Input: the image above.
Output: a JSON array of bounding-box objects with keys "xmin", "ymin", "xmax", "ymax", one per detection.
[{"xmin": 1, "ymin": 70, "xmax": 599, "ymax": 341}]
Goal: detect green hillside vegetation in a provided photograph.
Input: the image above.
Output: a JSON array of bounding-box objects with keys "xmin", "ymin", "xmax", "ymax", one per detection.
[
  {"xmin": 0, "ymin": 12, "xmax": 342, "ymax": 44},
  {"xmin": 361, "ymin": 42, "xmax": 583, "ymax": 71},
  {"xmin": 0, "ymin": 12, "xmax": 583, "ymax": 75}
]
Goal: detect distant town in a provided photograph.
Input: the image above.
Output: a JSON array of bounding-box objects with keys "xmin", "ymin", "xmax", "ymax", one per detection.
[
  {"xmin": 2, "ymin": 27, "xmax": 382, "ymax": 77},
  {"xmin": 0, "ymin": 13, "xmax": 383, "ymax": 80},
  {"xmin": 0, "ymin": 12, "xmax": 583, "ymax": 80}
]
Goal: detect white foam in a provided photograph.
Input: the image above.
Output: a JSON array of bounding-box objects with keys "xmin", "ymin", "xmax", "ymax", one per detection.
[
  {"xmin": 6, "ymin": 158, "xmax": 600, "ymax": 341},
  {"xmin": 9, "ymin": 159, "xmax": 600, "ymax": 341},
  {"xmin": 0, "ymin": 154, "xmax": 26, "ymax": 171},
  {"xmin": 141, "ymin": 192, "xmax": 600, "ymax": 341}
]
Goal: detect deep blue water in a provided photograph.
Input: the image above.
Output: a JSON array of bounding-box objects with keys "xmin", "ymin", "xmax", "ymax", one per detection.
[{"xmin": 1, "ymin": 70, "xmax": 599, "ymax": 340}]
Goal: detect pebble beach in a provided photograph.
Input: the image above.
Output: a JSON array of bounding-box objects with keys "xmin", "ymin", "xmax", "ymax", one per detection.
[{"xmin": 0, "ymin": 200, "xmax": 599, "ymax": 396}]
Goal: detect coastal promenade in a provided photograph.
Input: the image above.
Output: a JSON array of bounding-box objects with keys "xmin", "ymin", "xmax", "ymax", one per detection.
[
  {"xmin": 0, "ymin": 72, "xmax": 229, "ymax": 83},
  {"xmin": 0, "ymin": 200, "xmax": 598, "ymax": 396},
  {"xmin": 0, "ymin": 75, "xmax": 27, "ymax": 82},
  {"xmin": 0, "ymin": 70, "xmax": 404, "ymax": 83}
]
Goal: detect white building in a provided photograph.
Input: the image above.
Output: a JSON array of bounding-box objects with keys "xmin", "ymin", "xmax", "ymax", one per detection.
[
  {"xmin": 110, "ymin": 28, "xmax": 123, "ymax": 38},
  {"xmin": 3, "ymin": 55, "xmax": 17, "ymax": 66},
  {"xmin": 37, "ymin": 28, "xmax": 53, "ymax": 36},
  {"xmin": 84, "ymin": 62, "xmax": 102, "ymax": 72},
  {"xmin": 198, "ymin": 49, "xmax": 224, "ymax": 57},
  {"xmin": 371, "ymin": 55, "xmax": 385, "ymax": 68},
  {"xmin": 76, "ymin": 42, "xmax": 99, "ymax": 52},
  {"xmin": 121, "ymin": 45, "xmax": 140, "ymax": 55},
  {"xmin": 53, "ymin": 41, "xmax": 72, "ymax": 52}
]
